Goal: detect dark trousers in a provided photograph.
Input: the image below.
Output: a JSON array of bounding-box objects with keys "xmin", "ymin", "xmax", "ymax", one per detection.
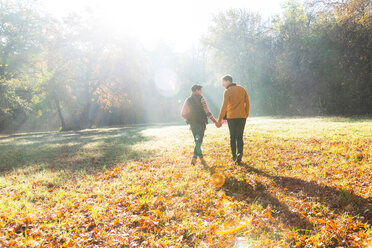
[
  {"xmin": 190, "ymin": 123, "xmax": 206, "ymax": 158},
  {"xmin": 227, "ymin": 118, "xmax": 246, "ymax": 158}
]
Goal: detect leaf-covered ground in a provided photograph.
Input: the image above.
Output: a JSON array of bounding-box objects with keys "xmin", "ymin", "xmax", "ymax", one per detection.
[{"xmin": 0, "ymin": 117, "xmax": 371, "ymax": 247}]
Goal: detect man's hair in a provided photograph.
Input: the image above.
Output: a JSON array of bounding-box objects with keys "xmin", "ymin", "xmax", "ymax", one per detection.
[
  {"xmin": 191, "ymin": 84, "xmax": 203, "ymax": 92},
  {"xmin": 221, "ymin": 74, "xmax": 233, "ymax": 82}
]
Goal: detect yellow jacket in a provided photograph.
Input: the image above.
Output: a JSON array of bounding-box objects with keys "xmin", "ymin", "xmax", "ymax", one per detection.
[{"xmin": 218, "ymin": 84, "xmax": 250, "ymax": 122}]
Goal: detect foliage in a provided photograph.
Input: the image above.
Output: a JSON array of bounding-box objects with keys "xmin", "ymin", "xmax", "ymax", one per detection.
[
  {"xmin": 0, "ymin": 0, "xmax": 45, "ymax": 131},
  {"xmin": 204, "ymin": 0, "xmax": 372, "ymax": 116},
  {"xmin": 0, "ymin": 0, "xmax": 371, "ymax": 133}
]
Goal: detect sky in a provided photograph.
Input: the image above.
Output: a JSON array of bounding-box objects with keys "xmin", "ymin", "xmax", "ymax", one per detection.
[{"xmin": 40, "ymin": 0, "xmax": 286, "ymax": 52}]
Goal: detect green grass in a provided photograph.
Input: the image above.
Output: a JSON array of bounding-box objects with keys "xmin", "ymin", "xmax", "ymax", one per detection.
[{"xmin": 0, "ymin": 117, "xmax": 371, "ymax": 247}]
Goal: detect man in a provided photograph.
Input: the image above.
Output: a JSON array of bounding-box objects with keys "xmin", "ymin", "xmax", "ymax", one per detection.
[
  {"xmin": 181, "ymin": 84, "xmax": 219, "ymax": 166},
  {"xmin": 217, "ymin": 75, "xmax": 250, "ymax": 164}
]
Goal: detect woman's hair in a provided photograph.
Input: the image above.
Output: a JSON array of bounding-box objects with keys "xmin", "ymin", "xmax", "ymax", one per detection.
[{"xmin": 191, "ymin": 84, "xmax": 203, "ymax": 92}]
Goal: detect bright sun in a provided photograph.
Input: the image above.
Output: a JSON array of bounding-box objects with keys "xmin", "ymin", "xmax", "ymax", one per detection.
[{"xmin": 41, "ymin": 0, "xmax": 284, "ymax": 52}]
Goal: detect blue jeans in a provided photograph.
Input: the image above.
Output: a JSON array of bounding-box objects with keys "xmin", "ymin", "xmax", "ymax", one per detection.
[{"xmin": 190, "ymin": 123, "xmax": 206, "ymax": 158}]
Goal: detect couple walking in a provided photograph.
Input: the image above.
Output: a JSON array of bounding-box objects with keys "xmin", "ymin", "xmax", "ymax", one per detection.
[{"xmin": 181, "ymin": 74, "xmax": 250, "ymax": 166}]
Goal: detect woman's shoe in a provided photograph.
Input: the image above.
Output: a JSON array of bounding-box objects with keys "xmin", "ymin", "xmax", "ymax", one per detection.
[
  {"xmin": 200, "ymin": 158, "xmax": 208, "ymax": 167},
  {"xmin": 191, "ymin": 157, "xmax": 197, "ymax": 165}
]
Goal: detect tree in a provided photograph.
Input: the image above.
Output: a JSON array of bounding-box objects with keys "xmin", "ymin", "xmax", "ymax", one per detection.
[
  {"xmin": 204, "ymin": 9, "xmax": 277, "ymax": 115},
  {"xmin": 41, "ymin": 14, "xmax": 151, "ymax": 130},
  {"xmin": 0, "ymin": 0, "xmax": 45, "ymax": 132}
]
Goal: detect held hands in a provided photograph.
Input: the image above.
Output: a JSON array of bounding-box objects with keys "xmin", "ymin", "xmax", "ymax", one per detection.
[{"xmin": 215, "ymin": 121, "xmax": 222, "ymax": 128}]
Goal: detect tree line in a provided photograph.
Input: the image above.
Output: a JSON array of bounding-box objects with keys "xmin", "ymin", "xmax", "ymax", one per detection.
[{"xmin": 0, "ymin": 0, "xmax": 371, "ymax": 133}]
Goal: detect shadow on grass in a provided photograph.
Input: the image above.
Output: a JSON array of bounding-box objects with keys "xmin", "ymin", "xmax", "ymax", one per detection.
[
  {"xmin": 326, "ymin": 116, "xmax": 372, "ymax": 123},
  {"xmin": 220, "ymin": 172, "xmax": 314, "ymax": 232},
  {"xmin": 201, "ymin": 165, "xmax": 312, "ymax": 232},
  {"xmin": 207, "ymin": 160, "xmax": 371, "ymax": 233},
  {"xmin": 239, "ymin": 163, "xmax": 372, "ymax": 224},
  {"xmin": 0, "ymin": 126, "xmax": 153, "ymax": 175}
]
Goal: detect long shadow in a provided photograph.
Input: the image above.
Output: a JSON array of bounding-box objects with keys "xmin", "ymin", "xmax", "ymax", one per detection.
[
  {"xmin": 240, "ymin": 163, "xmax": 372, "ymax": 224},
  {"xmin": 202, "ymin": 164, "xmax": 313, "ymax": 231},
  {"xmin": 221, "ymin": 173, "xmax": 314, "ymax": 232},
  {"xmin": 0, "ymin": 132, "xmax": 57, "ymax": 140},
  {"xmin": 0, "ymin": 126, "xmax": 154, "ymax": 175}
]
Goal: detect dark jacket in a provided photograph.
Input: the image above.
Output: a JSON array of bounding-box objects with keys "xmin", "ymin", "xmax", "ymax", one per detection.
[{"xmin": 185, "ymin": 94, "xmax": 207, "ymax": 125}]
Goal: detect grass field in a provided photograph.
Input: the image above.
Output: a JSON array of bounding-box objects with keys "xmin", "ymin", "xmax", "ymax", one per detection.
[{"xmin": 0, "ymin": 117, "xmax": 371, "ymax": 247}]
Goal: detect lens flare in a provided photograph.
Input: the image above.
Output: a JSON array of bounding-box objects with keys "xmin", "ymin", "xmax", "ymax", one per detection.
[
  {"xmin": 235, "ymin": 237, "xmax": 251, "ymax": 248},
  {"xmin": 211, "ymin": 173, "xmax": 225, "ymax": 188},
  {"xmin": 154, "ymin": 68, "xmax": 180, "ymax": 97}
]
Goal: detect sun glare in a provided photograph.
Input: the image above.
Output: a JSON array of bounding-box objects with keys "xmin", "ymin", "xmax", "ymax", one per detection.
[{"xmin": 42, "ymin": 0, "xmax": 284, "ymax": 52}]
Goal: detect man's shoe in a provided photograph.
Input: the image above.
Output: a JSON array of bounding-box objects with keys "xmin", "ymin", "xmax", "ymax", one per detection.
[
  {"xmin": 191, "ymin": 158, "xmax": 197, "ymax": 165},
  {"xmin": 236, "ymin": 153, "xmax": 243, "ymax": 165},
  {"xmin": 200, "ymin": 158, "xmax": 208, "ymax": 167},
  {"xmin": 232, "ymin": 155, "xmax": 237, "ymax": 163}
]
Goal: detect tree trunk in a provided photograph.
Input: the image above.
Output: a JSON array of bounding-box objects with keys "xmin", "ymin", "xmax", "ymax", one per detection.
[
  {"xmin": 53, "ymin": 92, "xmax": 66, "ymax": 131},
  {"xmin": 79, "ymin": 89, "xmax": 92, "ymax": 129}
]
